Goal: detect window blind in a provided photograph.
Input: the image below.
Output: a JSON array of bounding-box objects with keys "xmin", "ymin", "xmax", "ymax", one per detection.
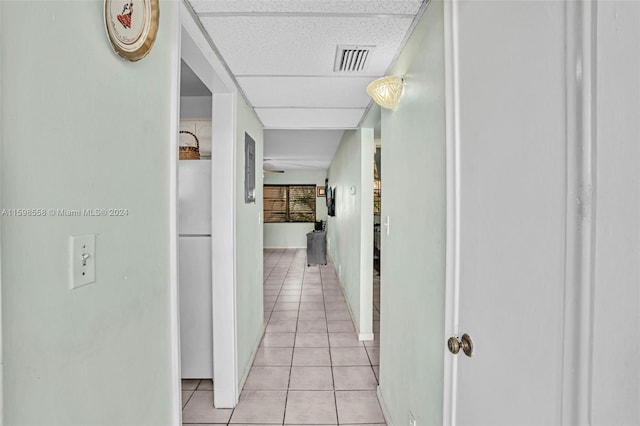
[{"xmin": 264, "ymin": 185, "xmax": 316, "ymax": 223}]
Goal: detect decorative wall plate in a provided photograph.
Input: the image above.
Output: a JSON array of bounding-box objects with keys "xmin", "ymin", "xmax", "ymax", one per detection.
[{"xmin": 104, "ymin": 0, "xmax": 159, "ymax": 61}]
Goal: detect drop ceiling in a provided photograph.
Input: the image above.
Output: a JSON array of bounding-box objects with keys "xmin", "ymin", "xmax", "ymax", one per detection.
[
  {"xmin": 186, "ymin": 0, "xmax": 427, "ymax": 130},
  {"xmin": 184, "ymin": 0, "xmax": 427, "ymax": 170}
]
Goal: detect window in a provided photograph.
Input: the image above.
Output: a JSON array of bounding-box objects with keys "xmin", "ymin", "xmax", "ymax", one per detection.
[{"xmin": 264, "ymin": 185, "xmax": 316, "ymax": 223}]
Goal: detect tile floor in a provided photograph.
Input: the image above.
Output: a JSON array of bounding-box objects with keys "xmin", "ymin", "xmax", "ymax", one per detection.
[{"xmin": 182, "ymin": 248, "xmax": 385, "ymax": 425}]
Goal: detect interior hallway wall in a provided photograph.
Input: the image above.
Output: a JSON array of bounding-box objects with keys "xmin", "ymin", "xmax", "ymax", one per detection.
[
  {"xmin": 0, "ymin": 0, "xmax": 180, "ymax": 424},
  {"xmin": 264, "ymin": 170, "xmax": 328, "ymax": 248},
  {"xmin": 234, "ymin": 97, "xmax": 265, "ymax": 387},
  {"xmin": 378, "ymin": 0, "xmax": 447, "ymax": 424},
  {"xmin": 326, "ymin": 129, "xmax": 374, "ymax": 338}
]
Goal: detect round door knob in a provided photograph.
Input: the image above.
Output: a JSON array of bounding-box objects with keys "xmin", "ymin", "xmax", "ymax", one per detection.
[
  {"xmin": 447, "ymin": 336, "xmax": 461, "ymax": 354},
  {"xmin": 447, "ymin": 333, "xmax": 474, "ymax": 357}
]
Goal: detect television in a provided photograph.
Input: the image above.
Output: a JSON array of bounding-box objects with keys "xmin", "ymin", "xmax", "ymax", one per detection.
[{"xmin": 327, "ymin": 186, "xmax": 336, "ymax": 217}]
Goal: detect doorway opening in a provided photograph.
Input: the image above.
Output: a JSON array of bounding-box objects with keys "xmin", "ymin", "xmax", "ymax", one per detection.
[
  {"xmin": 178, "ymin": 59, "xmax": 214, "ymax": 402},
  {"xmin": 372, "ymin": 141, "xmax": 382, "ymax": 352},
  {"xmin": 173, "ymin": 3, "xmax": 241, "ymax": 415},
  {"xmin": 373, "ymin": 144, "xmax": 381, "ymax": 273}
]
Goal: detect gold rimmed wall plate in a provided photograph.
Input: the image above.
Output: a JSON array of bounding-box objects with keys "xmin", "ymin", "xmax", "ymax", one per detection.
[{"xmin": 104, "ymin": 0, "xmax": 159, "ymax": 61}]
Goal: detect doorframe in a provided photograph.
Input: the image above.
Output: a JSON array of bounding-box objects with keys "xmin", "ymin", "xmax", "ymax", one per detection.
[
  {"xmin": 359, "ymin": 127, "xmax": 375, "ymax": 341},
  {"xmin": 168, "ymin": 3, "xmax": 181, "ymax": 423},
  {"xmin": 175, "ymin": 2, "xmax": 241, "ymax": 408},
  {"xmin": 560, "ymin": 1, "xmax": 597, "ymax": 423},
  {"xmin": 0, "ymin": 3, "xmax": 4, "ymax": 420},
  {"xmin": 442, "ymin": 0, "xmax": 461, "ymax": 423}
]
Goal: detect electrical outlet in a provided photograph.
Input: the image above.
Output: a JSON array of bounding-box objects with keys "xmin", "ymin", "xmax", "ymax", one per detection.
[
  {"xmin": 70, "ymin": 234, "xmax": 96, "ymax": 289},
  {"xmin": 409, "ymin": 411, "xmax": 417, "ymax": 426}
]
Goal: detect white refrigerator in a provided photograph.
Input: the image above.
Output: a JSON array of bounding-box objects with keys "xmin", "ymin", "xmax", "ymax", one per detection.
[{"xmin": 178, "ymin": 159, "xmax": 213, "ymax": 379}]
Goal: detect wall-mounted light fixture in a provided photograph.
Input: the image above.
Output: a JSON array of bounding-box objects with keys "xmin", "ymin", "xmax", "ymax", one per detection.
[{"xmin": 366, "ymin": 76, "xmax": 404, "ymax": 111}]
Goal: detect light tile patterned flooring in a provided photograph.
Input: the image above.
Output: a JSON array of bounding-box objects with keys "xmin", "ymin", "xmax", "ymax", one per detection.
[{"xmin": 182, "ymin": 248, "xmax": 385, "ymax": 425}]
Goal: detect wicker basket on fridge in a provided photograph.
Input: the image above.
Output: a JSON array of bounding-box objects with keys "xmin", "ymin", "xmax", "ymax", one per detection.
[{"xmin": 179, "ymin": 130, "xmax": 200, "ymax": 160}]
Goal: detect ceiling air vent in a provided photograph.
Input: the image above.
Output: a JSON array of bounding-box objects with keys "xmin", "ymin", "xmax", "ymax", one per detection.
[{"xmin": 334, "ymin": 45, "xmax": 375, "ymax": 72}]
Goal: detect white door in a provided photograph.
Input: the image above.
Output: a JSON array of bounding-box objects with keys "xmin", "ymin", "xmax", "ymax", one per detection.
[{"xmin": 445, "ymin": 1, "xmax": 574, "ymax": 424}]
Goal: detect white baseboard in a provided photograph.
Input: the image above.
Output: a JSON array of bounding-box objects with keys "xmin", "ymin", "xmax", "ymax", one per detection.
[
  {"xmin": 359, "ymin": 332, "xmax": 375, "ymax": 341},
  {"xmin": 377, "ymin": 385, "xmax": 394, "ymax": 426}
]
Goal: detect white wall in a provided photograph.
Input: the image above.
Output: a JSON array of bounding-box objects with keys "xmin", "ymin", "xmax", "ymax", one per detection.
[
  {"xmin": 377, "ymin": 1, "xmax": 447, "ymax": 424},
  {"xmin": 263, "ymin": 170, "xmax": 328, "ymax": 248},
  {"xmin": 180, "ymin": 96, "xmax": 212, "ymax": 119},
  {"xmin": 326, "ymin": 129, "xmax": 374, "ymax": 337},
  {"xmin": 1, "ymin": 1, "xmax": 179, "ymax": 424}
]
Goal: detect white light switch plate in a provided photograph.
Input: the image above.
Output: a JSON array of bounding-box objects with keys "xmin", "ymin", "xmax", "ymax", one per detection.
[{"xmin": 70, "ymin": 234, "xmax": 96, "ymax": 289}]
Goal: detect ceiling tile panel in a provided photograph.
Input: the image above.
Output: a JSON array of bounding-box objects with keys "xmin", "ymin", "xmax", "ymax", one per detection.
[
  {"xmin": 200, "ymin": 16, "xmax": 413, "ymax": 75},
  {"xmin": 189, "ymin": 1, "xmax": 423, "ymax": 15},
  {"xmin": 264, "ymin": 129, "xmax": 344, "ymax": 159},
  {"xmin": 263, "ymin": 129, "xmax": 345, "ymax": 170},
  {"xmin": 256, "ymin": 108, "xmax": 366, "ymax": 129},
  {"xmin": 237, "ymin": 76, "xmax": 373, "ymax": 108}
]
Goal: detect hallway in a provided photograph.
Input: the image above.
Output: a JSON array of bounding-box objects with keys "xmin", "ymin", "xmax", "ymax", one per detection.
[{"xmin": 181, "ymin": 248, "xmax": 385, "ymax": 425}]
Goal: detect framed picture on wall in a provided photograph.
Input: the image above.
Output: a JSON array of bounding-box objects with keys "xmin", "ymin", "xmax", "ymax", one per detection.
[{"xmin": 317, "ymin": 186, "xmax": 326, "ymax": 197}]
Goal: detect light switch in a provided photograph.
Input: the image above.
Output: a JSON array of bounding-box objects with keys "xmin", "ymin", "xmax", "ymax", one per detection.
[{"xmin": 70, "ymin": 234, "xmax": 96, "ymax": 289}]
